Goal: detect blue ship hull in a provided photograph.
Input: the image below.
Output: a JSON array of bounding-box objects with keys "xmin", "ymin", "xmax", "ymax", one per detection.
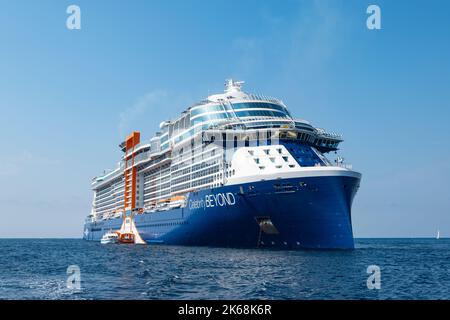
[{"xmin": 83, "ymin": 175, "xmax": 360, "ymax": 249}]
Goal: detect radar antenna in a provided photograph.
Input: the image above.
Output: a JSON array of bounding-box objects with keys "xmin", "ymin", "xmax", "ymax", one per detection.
[{"xmin": 225, "ymin": 79, "xmax": 245, "ymax": 93}]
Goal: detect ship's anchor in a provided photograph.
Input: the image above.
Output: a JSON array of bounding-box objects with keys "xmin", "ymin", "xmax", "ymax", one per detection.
[{"xmin": 255, "ymin": 217, "xmax": 279, "ymax": 247}]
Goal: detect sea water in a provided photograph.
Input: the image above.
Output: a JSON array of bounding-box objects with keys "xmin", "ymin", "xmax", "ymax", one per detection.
[{"xmin": 0, "ymin": 238, "xmax": 449, "ymax": 300}]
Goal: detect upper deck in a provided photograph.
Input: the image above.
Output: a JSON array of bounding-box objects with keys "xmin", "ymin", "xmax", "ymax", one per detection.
[{"xmin": 91, "ymin": 80, "xmax": 343, "ymax": 189}]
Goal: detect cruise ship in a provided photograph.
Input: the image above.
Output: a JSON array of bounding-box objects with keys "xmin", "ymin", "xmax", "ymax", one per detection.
[{"xmin": 83, "ymin": 80, "xmax": 361, "ymax": 249}]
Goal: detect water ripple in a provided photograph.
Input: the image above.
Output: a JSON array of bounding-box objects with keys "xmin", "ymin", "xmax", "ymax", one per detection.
[{"xmin": 1, "ymin": 239, "xmax": 450, "ymax": 299}]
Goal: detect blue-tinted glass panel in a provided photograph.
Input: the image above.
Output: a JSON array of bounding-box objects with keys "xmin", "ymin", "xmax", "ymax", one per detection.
[
  {"xmin": 190, "ymin": 105, "xmax": 225, "ymax": 117},
  {"xmin": 235, "ymin": 109, "xmax": 288, "ymax": 118},
  {"xmin": 231, "ymin": 102, "xmax": 289, "ymax": 114},
  {"xmin": 282, "ymin": 142, "xmax": 324, "ymax": 167},
  {"xmin": 191, "ymin": 112, "xmax": 230, "ymax": 125},
  {"xmin": 160, "ymin": 135, "xmax": 169, "ymax": 144}
]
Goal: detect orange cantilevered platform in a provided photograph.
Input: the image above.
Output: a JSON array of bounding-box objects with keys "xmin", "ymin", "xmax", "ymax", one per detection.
[{"xmin": 119, "ymin": 131, "xmax": 146, "ymax": 244}]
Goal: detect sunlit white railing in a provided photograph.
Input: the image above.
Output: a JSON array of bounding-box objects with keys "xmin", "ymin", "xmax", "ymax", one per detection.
[
  {"xmin": 315, "ymin": 127, "xmax": 342, "ymax": 140},
  {"xmin": 336, "ymin": 163, "xmax": 353, "ymax": 170}
]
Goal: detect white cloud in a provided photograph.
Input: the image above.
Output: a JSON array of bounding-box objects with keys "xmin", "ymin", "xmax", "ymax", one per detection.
[
  {"xmin": 117, "ymin": 88, "xmax": 200, "ymax": 140},
  {"xmin": 118, "ymin": 90, "xmax": 168, "ymax": 137}
]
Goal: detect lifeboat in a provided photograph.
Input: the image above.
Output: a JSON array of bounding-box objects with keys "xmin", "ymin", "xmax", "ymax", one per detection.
[
  {"xmin": 168, "ymin": 196, "xmax": 187, "ymax": 209},
  {"xmin": 117, "ymin": 215, "xmax": 146, "ymax": 245},
  {"xmin": 118, "ymin": 232, "xmax": 135, "ymax": 244}
]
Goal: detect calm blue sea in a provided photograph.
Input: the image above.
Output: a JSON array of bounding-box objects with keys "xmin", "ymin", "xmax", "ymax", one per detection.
[{"xmin": 0, "ymin": 239, "xmax": 449, "ymax": 300}]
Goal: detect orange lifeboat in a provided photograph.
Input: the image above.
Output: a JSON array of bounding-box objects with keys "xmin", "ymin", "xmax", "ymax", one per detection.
[
  {"xmin": 170, "ymin": 196, "xmax": 186, "ymax": 201},
  {"xmin": 168, "ymin": 195, "xmax": 186, "ymax": 209},
  {"xmin": 118, "ymin": 232, "xmax": 135, "ymax": 244}
]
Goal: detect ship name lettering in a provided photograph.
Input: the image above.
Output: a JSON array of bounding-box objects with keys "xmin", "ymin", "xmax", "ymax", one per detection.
[
  {"xmin": 189, "ymin": 199, "xmax": 204, "ymax": 210},
  {"xmin": 205, "ymin": 192, "xmax": 236, "ymax": 208}
]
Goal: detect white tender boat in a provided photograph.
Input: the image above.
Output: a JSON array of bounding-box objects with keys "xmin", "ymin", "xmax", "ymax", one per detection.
[{"xmin": 100, "ymin": 232, "xmax": 119, "ymax": 244}]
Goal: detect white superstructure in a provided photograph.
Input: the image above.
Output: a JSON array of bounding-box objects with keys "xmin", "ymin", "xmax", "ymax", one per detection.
[{"xmin": 88, "ymin": 80, "xmax": 346, "ymax": 223}]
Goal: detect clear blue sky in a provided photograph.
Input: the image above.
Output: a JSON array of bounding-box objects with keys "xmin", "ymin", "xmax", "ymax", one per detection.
[{"xmin": 0, "ymin": 0, "xmax": 449, "ymax": 238}]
